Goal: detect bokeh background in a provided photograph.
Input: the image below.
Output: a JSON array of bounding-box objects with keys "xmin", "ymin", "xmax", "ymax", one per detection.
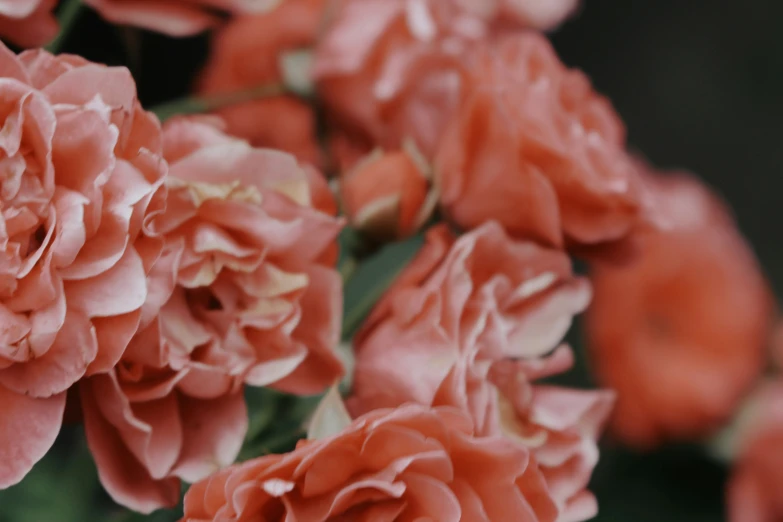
[
  {"xmin": 554, "ymin": 2, "xmax": 782, "ymax": 520},
  {"xmin": 1, "ymin": 1, "xmax": 781, "ymax": 520}
]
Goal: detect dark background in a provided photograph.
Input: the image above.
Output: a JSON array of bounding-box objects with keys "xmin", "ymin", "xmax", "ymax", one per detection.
[{"xmin": 9, "ymin": 1, "xmax": 781, "ymax": 521}]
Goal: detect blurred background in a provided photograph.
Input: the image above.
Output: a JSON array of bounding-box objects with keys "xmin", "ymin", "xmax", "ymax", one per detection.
[
  {"xmin": 553, "ymin": 2, "xmax": 783, "ymax": 520},
  {"xmin": 2, "ymin": 1, "xmax": 781, "ymax": 520}
]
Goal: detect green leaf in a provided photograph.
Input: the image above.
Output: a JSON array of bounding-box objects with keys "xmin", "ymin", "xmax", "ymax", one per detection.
[
  {"xmin": 238, "ymin": 393, "xmax": 321, "ymax": 461},
  {"xmin": 341, "ymin": 233, "xmax": 424, "ymax": 339},
  {"xmin": 243, "ymin": 387, "xmax": 282, "ymax": 442}
]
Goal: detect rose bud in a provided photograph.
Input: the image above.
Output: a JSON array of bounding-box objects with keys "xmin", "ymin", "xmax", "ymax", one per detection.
[{"xmin": 340, "ymin": 144, "xmax": 436, "ymax": 240}]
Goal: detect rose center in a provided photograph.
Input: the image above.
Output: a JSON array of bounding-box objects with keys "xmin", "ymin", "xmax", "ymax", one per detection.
[
  {"xmin": 186, "ymin": 287, "xmax": 224, "ymax": 313},
  {"xmin": 25, "ymin": 225, "xmax": 47, "ymax": 258}
]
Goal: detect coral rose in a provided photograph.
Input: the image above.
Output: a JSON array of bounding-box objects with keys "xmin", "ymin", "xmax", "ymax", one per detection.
[
  {"xmin": 0, "ymin": 0, "xmax": 57, "ymax": 48},
  {"xmin": 314, "ymin": 0, "xmax": 583, "ymax": 165},
  {"xmin": 79, "ymin": 116, "xmax": 344, "ymax": 513},
  {"xmin": 727, "ymin": 381, "xmax": 783, "ymax": 522},
  {"xmin": 181, "ymin": 403, "xmax": 559, "ymax": 522},
  {"xmin": 83, "ymin": 0, "xmax": 278, "ymax": 36},
  {"xmin": 435, "ymin": 32, "xmax": 643, "ymax": 250},
  {"xmin": 0, "ymin": 43, "xmax": 167, "ymax": 488},
  {"xmin": 196, "ymin": 0, "xmax": 324, "ymax": 166},
  {"xmin": 0, "ymin": 43, "xmax": 166, "ymax": 486},
  {"xmin": 340, "ymin": 145, "xmax": 435, "ymax": 239},
  {"xmin": 348, "ymin": 222, "xmax": 610, "ymax": 521},
  {"xmin": 585, "ymin": 170, "xmax": 773, "ymax": 449},
  {"xmin": 314, "ymin": 0, "xmax": 491, "ymax": 160}
]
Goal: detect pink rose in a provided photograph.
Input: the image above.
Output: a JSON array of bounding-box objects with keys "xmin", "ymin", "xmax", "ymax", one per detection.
[
  {"xmin": 80, "ymin": 116, "xmax": 344, "ymax": 513},
  {"xmin": 348, "ymin": 222, "xmax": 610, "ymax": 521},
  {"xmin": 0, "ymin": 0, "xmax": 57, "ymax": 48},
  {"xmin": 0, "ymin": 43, "xmax": 166, "ymax": 488},
  {"xmin": 182, "ymin": 404, "xmax": 559, "ymax": 522},
  {"xmin": 435, "ymin": 33, "xmax": 644, "ymax": 250},
  {"xmin": 83, "ymin": 0, "xmax": 277, "ymax": 36}
]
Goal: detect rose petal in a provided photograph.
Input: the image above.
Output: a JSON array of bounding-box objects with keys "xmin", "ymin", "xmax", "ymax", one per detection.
[
  {"xmin": 43, "ymin": 64, "xmax": 136, "ymax": 113},
  {"xmin": 172, "ymin": 392, "xmax": 248, "ymax": 483},
  {"xmin": 65, "ymin": 247, "xmax": 148, "ymax": 317},
  {"xmin": 81, "ymin": 377, "xmax": 181, "ymax": 513},
  {"xmin": 307, "ymin": 386, "xmax": 352, "ymax": 441},
  {"xmin": 86, "ymin": 310, "xmax": 142, "ymax": 375},
  {"xmin": 0, "ymin": 308, "xmax": 97, "ymax": 398},
  {"xmin": 0, "ymin": 386, "xmax": 65, "ymax": 488},
  {"xmin": 271, "ymin": 266, "xmax": 344, "ymax": 395}
]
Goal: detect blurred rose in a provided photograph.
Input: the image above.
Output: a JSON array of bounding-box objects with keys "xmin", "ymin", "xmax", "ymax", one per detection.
[
  {"xmin": 84, "ymin": 0, "xmax": 278, "ymax": 36},
  {"xmin": 349, "ymin": 223, "xmax": 608, "ymax": 521},
  {"xmin": 182, "ymin": 404, "xmax": 559, "ymax": 521},
  {"xmin": 80, "ymin": 117, "xmax": 344, "ymax": 513},
  {"xmin": 0, "ymin": 0, "xmax": 57, "ymax": 48},
  {"xmin": 585, "ymin": 170, "xmax": 773, "ymax": 449},
  {"xmin": 197, "ymin": 0, "xmax": 324, "ymax": 166},
  {"xmin": 314, "ymin": 0, "xmax": 489, "ymax": 160},
  {"xmin": 728, "ymin": 381, "xmax": 783, "ymax": 522},
  {"xmin": 340, "ymin": 146, "xmax": 434, "ymax": 239},
  {"xmin": 0, "ymin": 43, "xmax": 166, "ymax": 488},
  {"xmin": 436, "ymin": 33, "xmax": 643, "ymax": 250},
  {"xmin": 315, "ymin": 0, "xmax": 584, "ymax": 166}
]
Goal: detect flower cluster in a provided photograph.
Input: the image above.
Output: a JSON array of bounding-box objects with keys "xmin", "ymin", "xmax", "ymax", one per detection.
[
  {"xmin": 0, "ymin": 43, "xmax": 344, "ymax": 513},
  {"xmin": 0, "ymin": 1, "xmax": 776, "ymax": 522}
]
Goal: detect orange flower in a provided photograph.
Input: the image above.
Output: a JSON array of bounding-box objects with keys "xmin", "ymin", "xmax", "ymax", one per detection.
[
  {"xmin": 0, "ymin": 0, "xmax": 57, "ymax": 48},
  {"xmin": 728, "ymin": 381, "xmax": 783, "ymax": 522},
  {"xmin": 340, "ymin": 146, "xmax": 435, "ymax": 239},
  {"xmin": 436, "ymin": 33, "xmax": 643, "ymax": 250},
  {"xmin": 348, "ymin": 223, "xmax": 610, "ymax": 521},
  {"xmin": 585, "ymin": 170, "xmax": 773, "ymax": 449},
  {"xmin": 181, "ymin": 404, "xmax": 559, "ymax": 522},
  {"xmin": 84, "ymin": 0, "xmax": 277, "ymax": 36},
  {"xmin": 0, "ymin": 43, "xmax": 166, "ymax": 489},
  {"xmin": 79, "ymin": 117, "xmax": 344, "ymax": 513},
  {"xmin": 196, "ymin": 0, "xmax": 324, "ymax": 166}
]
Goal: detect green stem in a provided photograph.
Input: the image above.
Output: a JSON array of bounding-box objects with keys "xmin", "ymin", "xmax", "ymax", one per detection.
[
  {"xmin": 151, "ymin": 83, "xmax": 289, "ymax": 122},
  {"xmin": 45, "ymin": 0, "xmax": 84, "ymax": 54}
]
